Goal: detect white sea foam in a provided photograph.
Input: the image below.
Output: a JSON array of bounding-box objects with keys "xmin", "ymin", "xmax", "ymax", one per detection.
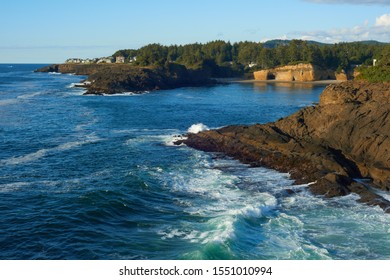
[
  {"xmin": 153, "ymin": 155, "xmax": 287, "ymax": 245},
  {"xmin": 187, "ymin": 123, "xmax": 209, "ymax": 134},
  {"xmin": 67, "ymin": 83, "xmax": 79, "ymax": 88},
  {"xmin": 0, "ymin": 182, "xmax": 31, "ymax": 193},
  {"xmin": 163, "ymin": 135, "xmax": 187, "ymax": 146},
  {"xmin": 354, "ymin": 178, "xmax": 390, "ymax": 201},
  {"xmin": 48, "ymin": 72, "xmax": 61, "ymax": 75},
  {"xmin": 101, "ymin": 92, "xmax": 146, "ymax": 96},
  {"xmin": 135, "ymin": 131, "xmax": 390, "ymax": 258},
  {"xmin": 124, "ymin": 131, "xmax": 184, "ymax": 147},
  {"xmin": 17, "ymin": 91, "xmax": 45, "ymax": 99},
  {"xmin": 0, "ymin": 135, "xmax": 100, "ymax": 166},
  {"xmin": 74, "ymin": 114, "xmax": 98, "ymax": 132},
  {"xmin": 0, "ymin": 99, "xmax": 18, "ymax": 106}
]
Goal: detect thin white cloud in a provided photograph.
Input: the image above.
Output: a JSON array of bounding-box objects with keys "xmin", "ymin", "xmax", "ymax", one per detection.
[
  {"xmin": 375, "ymin": 14, "xmax": 390, "ymax": 26},
  {"xmin": 305, "ymin": 0, "xmax": 390, "ymax": 5},
  {"xmin": 287, "ymin": 14, "xmax": 390, "ymax": 43}
]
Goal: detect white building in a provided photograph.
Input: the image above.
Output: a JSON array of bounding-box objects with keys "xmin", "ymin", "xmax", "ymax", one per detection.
[
  {"xmin": 116, "ymin": 56, "xmax": 125, "ymax": 63},
  {"xmin": 66, "ymin": 58, "xmax": 82, "ymax": 63},
  {"xmin": 248, "ymin": 62, "xmax": 257, "ymax": 68},
  {"xmin": 97, "ymin": 57, "xmax": 114, "ymax": 64}
]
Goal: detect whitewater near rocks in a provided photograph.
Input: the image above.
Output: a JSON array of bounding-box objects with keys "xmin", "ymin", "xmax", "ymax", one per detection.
[
  {"xmin": 1, "ymin": 65, "xmax": 389, "ymax": 260},
  {"xmin": 182, "ymin": 81, "xmax": 390, "ymax": 212}
]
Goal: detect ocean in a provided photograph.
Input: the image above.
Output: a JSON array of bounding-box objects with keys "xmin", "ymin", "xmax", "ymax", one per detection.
[{"xmin": 0, "ymin": 64, "xmax": 389, "ymax": 260}]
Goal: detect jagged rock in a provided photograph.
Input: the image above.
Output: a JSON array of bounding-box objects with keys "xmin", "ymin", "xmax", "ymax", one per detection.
[{"xmin": 183, "ymin": 81, "xmax": 390, "ymax": 212}]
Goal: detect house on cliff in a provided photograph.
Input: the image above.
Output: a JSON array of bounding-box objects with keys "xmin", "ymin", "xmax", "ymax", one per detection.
[
  {"xmin": 66, "ymin": 58, "xmax": 82, "ymax": 64},
  {"xmin": 116, "ymin": 56, "xmax": 125, "ymax": 63},
  {"xmin": 97, "ymin": 57, "xmax": 114, "ymax": 64}
]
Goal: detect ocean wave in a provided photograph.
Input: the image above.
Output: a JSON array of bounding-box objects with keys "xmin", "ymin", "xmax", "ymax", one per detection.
[
  {"xmin": 0, "ymin": 91, "xmax": 47, "ymax": 104},
  {"xmin": 102, "ymin": 92, "xmax": 138, "ymax": 96},
  {"xmin": 163, "ymin": 135, "xmax": 187, "ymax": 146},
  {"xmin": 0, "ymin": 182, "xmax": 31, "ymax": 193},
  {"xmin": 0, "ymin": 99, "xmax": 18, "ymax": 106},
  {"xmin": 0, "ymin": 135, "xmax": 101, "ymax": 166},
  {"xmin": 187, "ymin": 123, "xmax": 209, "ymax": 134},
  {"xmin": 74, "ymin": 116, "xmax": 98, "ymax": 132},
  {"xmin": 162, "ymin": 123, "xmax": 210, "ymax": 146},
  {"xmin": 94, "ymin": 91, "xmax": 151, "ymax": 96},
  {"xmin": 17, "ymin": 91, "xmax": 46, "ymax": 99},
  {"xmin": 151, "ymin": 156, "xmax": 286, "ymax": 246}
]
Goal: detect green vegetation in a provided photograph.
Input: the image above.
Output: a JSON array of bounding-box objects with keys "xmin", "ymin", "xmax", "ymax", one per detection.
[
  {"xmin": 356, "ymin": 44, "xmax": 390, "ymax": 82},
  {"xmin": 357, "ymin": 66, "xmax": 390, "ymax": 82},
  {"xmin": 113, "ymin": 40, "xmax": 388, "ymax": 79}
]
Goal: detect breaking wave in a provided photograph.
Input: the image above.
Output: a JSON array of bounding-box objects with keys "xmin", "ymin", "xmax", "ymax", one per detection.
[
  {"xmin": 187, "ymin": 123, "xmax": 209, "ymax": 134},
  {"xmin": 0, "ymin": 135, "xmax": 101, "ymax": 166}
]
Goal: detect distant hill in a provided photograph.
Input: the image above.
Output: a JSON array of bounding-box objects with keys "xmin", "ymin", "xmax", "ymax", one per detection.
[
  {"xmin": 262, "ymin": 39, "xmax": 386, "ymax": 48},
  {"xmin": 358, "ymin": 40, "xmax": 387, "ymax": 45},
  {"xmin": 262, "ymin": 39, "xmax": 329, "ymax": 48}
]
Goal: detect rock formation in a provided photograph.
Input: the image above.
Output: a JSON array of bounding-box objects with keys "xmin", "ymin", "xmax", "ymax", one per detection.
[
  {"xmin": 253, "ymin": 63, "xmax": 336, "ymax": 82},
  {"xmin": 180, "ymin": 81, "xmax": 390, "ymax": 212},
  {"xmin": 335, "ymin": 70, "xmax": 349, "ymax": 81},
  {"xmin": 36, "ymin": 63, "xmax": 215, "ymax": 95}
]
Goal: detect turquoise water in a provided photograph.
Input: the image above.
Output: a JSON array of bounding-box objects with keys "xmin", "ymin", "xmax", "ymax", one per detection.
[{"xmin": 0, "ymin": 64, "xmax": 389, "ymax": 260}]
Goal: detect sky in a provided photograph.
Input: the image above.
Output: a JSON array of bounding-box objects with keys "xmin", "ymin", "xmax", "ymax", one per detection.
[{"xmin": 0, "ymin": 0, "xmax": 389, "ymax": 63}]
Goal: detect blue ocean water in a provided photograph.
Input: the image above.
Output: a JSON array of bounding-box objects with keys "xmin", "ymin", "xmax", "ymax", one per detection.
[{"xmin": 0, "ymin": 64, "xmax": 389, "ymax": 260}]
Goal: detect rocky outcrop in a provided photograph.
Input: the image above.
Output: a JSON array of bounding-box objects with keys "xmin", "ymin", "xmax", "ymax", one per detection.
[
  {"xmin": 36, "ymin": 63, "xmax": 215, "ymax": 95},
  {"xmin": 180, "ymin": 81, "xmax": 390, "ymax": 212},
  {"xmin": 253, "ymin": 63, "xmax": 336, "ymax": 82},
  {"xmin": 35, "ymin": 63, "xmax": 105, "ymax": 76}
]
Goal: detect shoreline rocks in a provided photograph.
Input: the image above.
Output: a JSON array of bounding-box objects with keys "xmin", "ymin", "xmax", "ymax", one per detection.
[{"xmin": 179, "ymin": 81, "xmax": 390, "ymax": 212}]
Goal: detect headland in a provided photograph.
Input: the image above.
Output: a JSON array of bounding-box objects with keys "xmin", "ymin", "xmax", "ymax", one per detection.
[
  {"xmin": 35, "ymin": 63, "xmax": 215, "ymax": 95},
  {"xmin": 178, "ymin": 81, "xmax": 390, "ymax": 212}
]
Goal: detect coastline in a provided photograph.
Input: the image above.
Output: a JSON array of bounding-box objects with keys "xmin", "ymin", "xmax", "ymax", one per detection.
[
  {"xmin": 234, "ymin": 79, "xmax": 343, "ymax": 85},
  {"xmin": 35, "ymin": 63, "xmax": 215, "ymax": 95},
  {"xmin": 180, "ymin": 81, "xmax": 390, "ymax": 213}
]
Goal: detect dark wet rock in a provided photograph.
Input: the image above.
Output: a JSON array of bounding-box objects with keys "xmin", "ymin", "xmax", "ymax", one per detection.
[
  {"xmin": 183, "ymin": 81, "xmax": 390, "ymax": 212},
  {"xmin": 35, "ymin": 63, "xmax": 215, "ymax": 95},
  {"xmin": 309, "ymin": 173, "xmax": 352, "ymax": 198}
]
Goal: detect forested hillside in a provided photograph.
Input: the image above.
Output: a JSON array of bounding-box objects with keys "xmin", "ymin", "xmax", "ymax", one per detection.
[{"xmin": 113, "ymin": 40, "xmax": 386, "ymax": 77}]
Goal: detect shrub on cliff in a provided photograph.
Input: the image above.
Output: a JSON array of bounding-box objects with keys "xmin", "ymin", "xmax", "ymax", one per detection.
[{"xmin": 357, "ymin": 66, "xmax": 390, "ymax": 83}]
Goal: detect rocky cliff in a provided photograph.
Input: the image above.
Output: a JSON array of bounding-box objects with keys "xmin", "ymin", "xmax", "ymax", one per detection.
[
  {"xmin": 35, "ymin": 63, "xmax": 105, "ymax": 76},
  {"xmin": 180, "ymin": 81, "xmax": 390, "ymax": 212},
  {"xmin": 253, "ymin": 63, "xmax": 338, "ymax": 82},
  {"xmin": 36, "ymin": 63, "xmax": 215, "ymax": 94}
]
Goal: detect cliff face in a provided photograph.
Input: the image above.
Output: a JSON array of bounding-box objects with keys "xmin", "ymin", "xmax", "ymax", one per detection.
[
  {"xmin": 181, "ymin": 81, "xmax": 390, "ymax": 212},
  {"xmin": 36, "ymin": 63, "xmax": 215, "ymax": 94},
  {"xmin": 253, "ymin": 63, "xmax": 337, "ymax": 82}
]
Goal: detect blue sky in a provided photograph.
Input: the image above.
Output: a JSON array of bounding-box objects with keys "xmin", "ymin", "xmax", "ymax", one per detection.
[{"xmin": 0, "ymin": 0, "xmax": 389, "ymax": 63}]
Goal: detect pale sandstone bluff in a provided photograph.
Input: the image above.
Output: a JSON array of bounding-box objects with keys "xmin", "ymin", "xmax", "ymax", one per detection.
[
  {"xmin": 180, "ymin": 81, "xmax": 390, "ymax": 212},
  {"xmin": 253, "ymin": 63, "xmax": 346, "ymax": 82}
]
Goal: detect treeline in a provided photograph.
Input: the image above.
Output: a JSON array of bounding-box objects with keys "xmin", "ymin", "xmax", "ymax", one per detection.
[{"xmin": 113, "ymin": 40, "xmax": 387, "ymax": 77}]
